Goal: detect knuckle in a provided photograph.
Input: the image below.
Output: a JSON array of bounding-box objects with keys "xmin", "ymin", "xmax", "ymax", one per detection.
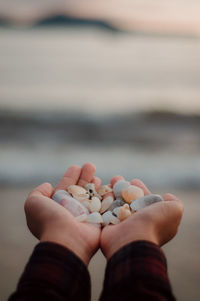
[{"xmin": 43, "ymin": 182, "xmax": 52, "ymax": 188}]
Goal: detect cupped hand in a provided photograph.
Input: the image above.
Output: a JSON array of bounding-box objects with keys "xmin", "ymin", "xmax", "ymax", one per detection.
[
  {"xmin": 24, "ymin": 163, "xmax": 101, "ymax": 265},
  {"xmin": 101, "ymin": 176, "xmax": 184, "ymax": 260}
]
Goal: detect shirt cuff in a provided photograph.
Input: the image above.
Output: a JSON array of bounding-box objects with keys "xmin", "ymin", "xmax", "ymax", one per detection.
[
  {"xmin": 100, "ymin": 240, "xmax": 175, "ymax": 301},
  {"xmin": 10, "ymin": 242, "xmax": 91, "ymax": 301},
  {"xmin": 106, "ymin": 240, "xmax": 168, "ymax": 284}
]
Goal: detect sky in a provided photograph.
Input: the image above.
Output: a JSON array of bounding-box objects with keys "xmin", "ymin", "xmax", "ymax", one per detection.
[{"xmin": 0, "ymin": 0, "xmax": 200, "ymax": 35}]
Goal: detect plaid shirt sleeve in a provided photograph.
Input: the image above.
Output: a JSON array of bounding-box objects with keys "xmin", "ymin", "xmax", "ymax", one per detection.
[
  {"xmin": 99, "ymin": 240, "xmax": 176, "ymax": 301},
  {"xmin": 9, "ymin": 242, "xmax": 91, "ymax": 301}
]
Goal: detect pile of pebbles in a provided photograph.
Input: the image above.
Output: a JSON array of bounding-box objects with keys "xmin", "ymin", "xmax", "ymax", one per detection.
[{"xmin": 52, "ymin": 180, "xmax": 163, "ymax": 226}]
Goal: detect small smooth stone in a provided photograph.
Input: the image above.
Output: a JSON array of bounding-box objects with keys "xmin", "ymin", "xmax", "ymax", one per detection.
[
  {"xmin": 75, "ymin": 214, "xmax": 87, "ymax": 222},
  {"xmin": 110, "ymin": 215, "xmax": 120, "ymax": 225},
  {"xmin": 117, "ymin": 204, "xmax": 131, "ymax": 221},
  {"xmin": 113, "ymin": 180, "xmax": 130, "ymax": 198},
  {"xmin": 97, "ymin": 185, "xmax": 112, "ymax": 196},
  {"xmin": 78, "ymin": 197, "xmax": 91, "ymax": 203},
  {"xmin": 88, "ymin": 197, "xmax": 101, "ymax": 213},
  {"xmin": 113, "ymin": 206, "xmax": 122, "ymax": 217},
  {"xmin": 60, "ymin": 196, "xmax": 89, "ymax": 217},
  {"xmin": 85, "ymin": 183, "xmax": 102, "ymax": 199},
  {"xmin": 122, "ymin": 185, "xmax": 144, "ymax": 204},
  {"xmin": 102, "ymin": 211, "xmax": 113, "ymax": 225},
  {"xmin": 52, "ymin": 190, "xmax": 70, "ymax": 203},
  {"xmin": 100, "ymin": 196, "xmax": 114, "ymax": 214},
  {"xmin": 68, "ymin": 185, "xmax": 89, "ymax": 201},
  {"xmin": 130, "ymin": 194, "xmax": 163, "ymax": 211},
  {"xmin": 82, "ymin": 200, "xmax": 91, "ymax": 210},
  {"xmin": 109, "ymin": 198, "xmax": 125, "ymax": 211},
  {"xmin": 86, "ymin": 212, "xmax": 103, "ymax": 224},
  {"xmin": 68, "ymin": 185, "xmax": 87, "ymax": 195}
]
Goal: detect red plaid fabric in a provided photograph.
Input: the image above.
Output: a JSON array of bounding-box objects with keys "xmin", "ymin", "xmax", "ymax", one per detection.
[
  {"xmin": 100, "ymin": 240, "xmax": 176, "ymax": 301},
  {"xmin": 9, "ymin": 242, "xmax": 91, "ymax": 301},
  {"xmin": 9, "ymin": 241, "xmax": 175, "ymax": 301}
]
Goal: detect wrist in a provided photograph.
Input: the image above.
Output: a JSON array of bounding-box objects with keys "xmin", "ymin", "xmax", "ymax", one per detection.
[
  {"xmin": 40, "ymin": 229, "xmax": 91, "ymax": 266},
  {"xmin": 105, "ymin": 237, "xmax": 159, "ymax": 260},
  {"xmin": 102, "ymin": 221, "xmax": 159, "ymax": 260}
]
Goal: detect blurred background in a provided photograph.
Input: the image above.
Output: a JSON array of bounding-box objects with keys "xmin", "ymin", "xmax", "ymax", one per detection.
[{"xmin": 0, "ymin": 0, "xmax": 200, "ymax": 300}]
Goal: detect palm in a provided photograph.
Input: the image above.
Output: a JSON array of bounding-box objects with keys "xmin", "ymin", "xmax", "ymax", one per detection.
[
  {"xmin": 77, "ymin": 221, "xmax": 100, "ymax": 251},
  {"xmin": 25, "ymin": 163, "xmax": 101, "ymax": 264},
  {"xmin": 49, "ymin": 200, "xmax": 101, "ymax": 256},
  {"xmin": 55, "ymin": 162, "xmax": 101, "ymax": 253},
  {"xmin": 101, "ymin": 204, "xmax": 157, "ymax": 259},
  {"xmin": 100, "ymin": 176, "xmax": 184, "ymax": 259}
]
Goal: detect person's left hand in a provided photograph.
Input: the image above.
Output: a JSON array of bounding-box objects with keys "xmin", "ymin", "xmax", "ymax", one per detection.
[
  {"xmin": 24, "ymin": 163, "xmax": 101, "ymax": 266},
  {"xmin": 100, "ymin": 176, "xmax": 184, "ymax": 260}
]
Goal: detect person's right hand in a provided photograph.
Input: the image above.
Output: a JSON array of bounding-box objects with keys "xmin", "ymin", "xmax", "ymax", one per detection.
[
  {"xmin": 24, "ymin": 163, "xmax": 101, "ymax": 266},
  {"xmin": 100, "ymin": 176, "xmax": 184, "ymax": 260}
]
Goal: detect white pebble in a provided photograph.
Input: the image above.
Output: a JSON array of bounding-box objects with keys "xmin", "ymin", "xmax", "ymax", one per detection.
[
  {"xmin": 88, "ymin": 197, "xmax": 101, "ymax": 213},
  {"xmin": 113, "ymin": 180, "xmax": 130, "ymax": 198},
  {"xmin": 85, "ymin": 183, "xmax": 101, "ymax": 199},
  {"xmin": 97, "ymin": 185, "xmax": 112, "ymax": 196},
  {"xmin": 110, "ymin": 215, "xmax": 120, "ymax": 225},
  {"xmin": 82, "ymin": 200, "xmax": 91, "ymax": 210},
  {"xmin": 102, "ymin": 211, "xmax": 113, "ymax": 225},
  {"xmin": 130, "ymin": 194, "xmax": 163, "ymax": 211},
  {"xmin": 100, "ymin": 196, "xmax": 114, "ymax": 214},
  {"xmin": 75, "ymin": 214, "xmax": 88, "ymax": 222},
  {"xmin": 86, "ymin": 212, "xmax": 103, "ymax": 224},
  {"xmin": 68, "ymin": 185, "xmax": 89, "ymax": 201}
]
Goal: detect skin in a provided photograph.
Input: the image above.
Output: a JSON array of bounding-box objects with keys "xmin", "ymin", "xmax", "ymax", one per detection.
[
  {"xmin": 100, "ymin": 176, "xmax": 184, "ymax": 259},
  {"xmin": 24, "ymin": 163, "xmax": 101, "ymax": 266},
  {"xmin": 24, "ymin": 163, "xmax": 184, "ymax": 265}
]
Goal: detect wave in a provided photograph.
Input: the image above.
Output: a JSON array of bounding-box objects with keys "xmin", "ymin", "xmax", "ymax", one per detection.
[
  {"xmin": 1, "ymin": 109, "xmax": 200, "ymax": 149},
  {"xmin": 1, "ymin": 109, "xmax": 200, "ymax": 188}
]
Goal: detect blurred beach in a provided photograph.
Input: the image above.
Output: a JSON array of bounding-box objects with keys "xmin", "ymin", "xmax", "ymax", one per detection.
[
  {"xmin": 0, "ymin": 1, "xmax": 200, "ymax": 299},
  {"xmin": 0, "ymin": 27, "xmax": 200, "ymax": 188}
]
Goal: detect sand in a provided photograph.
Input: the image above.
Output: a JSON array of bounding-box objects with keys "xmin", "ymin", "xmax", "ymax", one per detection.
[{"xmin": 0, "ymin": 186, "xmax": 199, "ymax": 301}]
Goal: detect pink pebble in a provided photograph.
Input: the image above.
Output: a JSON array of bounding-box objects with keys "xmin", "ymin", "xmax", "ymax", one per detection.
[{"xmin": 60, "ymin": 197, "xmax": 89, "ymax": 217}]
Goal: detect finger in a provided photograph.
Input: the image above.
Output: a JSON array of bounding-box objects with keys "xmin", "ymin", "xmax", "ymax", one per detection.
[
  {"xmin": 55, "ymin": 165, "xmax": 81, "ymax": 191},
  {"xmin": 91, "ymin": 176, "xmax": 102, "ymax": 190},
  {"xmin": 77, "ymin": 162, "xmax": 96, "ymax": 187},
  {"xmin": 130, "ymin": 179, "xmax": 151, "ymax": 195},
  {"xmin": 29, "ymin": 182, "xmax": 54, "ymax": 198},
  {"xmin": 163, "ymin": 193, "xmax": 182, "ymax": 203},
  {"xmin": 163, "ymin": 194, "xmax": 184, "ymax": 218},
  {"xmin": 110, "ymin": 175, "xmax": 125, "ymax": 188}
]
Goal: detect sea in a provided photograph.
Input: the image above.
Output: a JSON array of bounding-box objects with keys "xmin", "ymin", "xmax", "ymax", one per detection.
[{"xmin": 1, "ymin": 26, "xmax": 200, "ymax": 189}]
